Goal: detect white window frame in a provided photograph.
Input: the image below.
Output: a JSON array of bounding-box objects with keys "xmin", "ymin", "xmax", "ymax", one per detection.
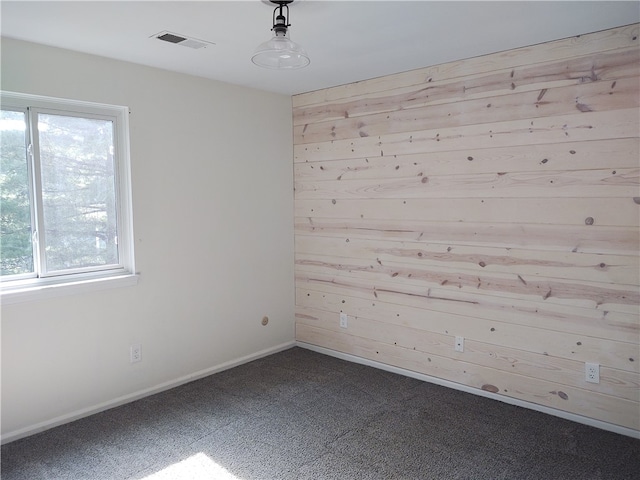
[{"xmin": 1, "ymin": 91, "xmax": 137, "ymax": 304}]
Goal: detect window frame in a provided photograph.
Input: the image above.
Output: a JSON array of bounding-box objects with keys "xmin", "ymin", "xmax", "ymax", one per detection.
[{"xmin": 0, "ymin": 91, "xmax": 137, "ymax": 303}]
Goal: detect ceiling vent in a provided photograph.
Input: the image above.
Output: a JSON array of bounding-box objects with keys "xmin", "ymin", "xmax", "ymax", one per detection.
[{"xmin": 152, "ymin": 31, "xmax": 214, "ymax": 49}]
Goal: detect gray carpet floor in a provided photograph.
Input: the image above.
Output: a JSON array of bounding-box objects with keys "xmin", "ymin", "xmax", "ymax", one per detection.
[{"xmin": 1, "ymin": 347, "xmax": 639, "ymax": 480}]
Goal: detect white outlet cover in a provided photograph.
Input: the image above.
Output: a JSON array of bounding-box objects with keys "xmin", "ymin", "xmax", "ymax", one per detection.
[
  {"xmin": 339, "ymin": 313, "xmax": 348, "ymax": 328},
  {"xmin": 130, "ymin": 344, "xmax": 142, "ymax": 363},
  {"xmin": 585, "ymin": 362, "xmax": 600, "ymax": 383},
  {"xmin": 455, "ymin": 336, "xmax": 464, "ymax": 352}
]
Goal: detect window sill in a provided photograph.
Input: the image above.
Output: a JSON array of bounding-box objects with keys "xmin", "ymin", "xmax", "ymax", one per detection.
[{"xmin": 0, "ymin": 273, "xmax": 139, "ymax": 306}]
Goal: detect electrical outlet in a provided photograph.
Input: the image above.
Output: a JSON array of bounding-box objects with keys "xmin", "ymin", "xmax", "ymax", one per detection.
[
  {"xmin": 130, "ymin": 344, "xmax": 142, "ymax": 363},
  {"xmin": 455, "ymin": 336, "xmax": 464, "ymax": 352},
  {"xmin": 585, "ymin": 362, "xmax": 600, "ymax": 383},
  {"xmin": 339, "ymin": 312, "xmax": 348, "ymax": 329}
]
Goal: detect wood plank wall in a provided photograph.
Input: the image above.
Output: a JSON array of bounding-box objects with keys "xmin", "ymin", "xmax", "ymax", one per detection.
[{"xmin": 293, "ymin": 24, "xmax": 640, "ymax": 431}]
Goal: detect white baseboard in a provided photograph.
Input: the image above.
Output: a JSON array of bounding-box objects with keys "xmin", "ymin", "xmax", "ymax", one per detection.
[
  {"xmin": 1, "ymin": 341, "xmax": 296, "ymax": 445},
  {"xmin": 297, "ymin": 341, "xmax": 640, "ymax": 440}
]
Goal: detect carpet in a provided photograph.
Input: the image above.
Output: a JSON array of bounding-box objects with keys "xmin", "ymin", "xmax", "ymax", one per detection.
[{"xmin": 2, "ymin": 347, "xmax": 639, "ymax": 479}]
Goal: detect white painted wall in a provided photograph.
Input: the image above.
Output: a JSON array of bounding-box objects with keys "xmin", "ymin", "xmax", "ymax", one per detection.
[{"xmin": 0, "ymin": 38, "xmax": 295, "ymax": 440}]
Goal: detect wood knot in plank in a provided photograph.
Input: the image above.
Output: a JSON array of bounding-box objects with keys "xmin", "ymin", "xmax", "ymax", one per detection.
[
  {"xmin": 585, "ymin": 217, "xmax": 594, "ymax": 225},
  {"xmin": 576, "ymin": 103, "xmax": 593, "ymax": 112},
  {"xmin": 481, "ymin": 384, "xmax": 499, "ymax": 393},
  {"xmin": 551, "ymin": 391, "xmax": 569, "ymax": 400}
]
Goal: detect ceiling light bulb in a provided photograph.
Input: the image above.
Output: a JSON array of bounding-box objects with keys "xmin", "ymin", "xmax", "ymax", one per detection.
[
  {"xmin": 251, "ymin": 32, "xmax": 310, "ymax": 69},
  {"xmin": 252, "ymin": 0, "xmax": 310, "ymax": 70}
]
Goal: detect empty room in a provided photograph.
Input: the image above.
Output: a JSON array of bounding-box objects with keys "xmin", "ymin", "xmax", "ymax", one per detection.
[{"xmin": 1, "ymin": 1, "xmax": 639, "ymax": 479}]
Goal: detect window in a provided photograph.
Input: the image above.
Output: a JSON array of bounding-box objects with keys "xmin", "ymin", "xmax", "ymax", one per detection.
[{"xmin": 1, "ymin": 92, "xmax": 135, "ymax": 300}]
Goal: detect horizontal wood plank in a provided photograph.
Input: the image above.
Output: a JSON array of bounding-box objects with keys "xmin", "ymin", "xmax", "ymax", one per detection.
[
  {"xmin": 295, "ymin": 167, "xmax": 639, "ymax": 200},
  {"xmin": 295, "ymin": 276, "xmax": 639, "ymax": 344},
  {"xmin": 295, "ymin": 197, "xmax": 640, "ymax": 227},
  {"xmin": 295, "ymin": 75, "xmax": 639, "ymax": 144},
  {"xmin": 295, "ymin": 235, "xmax": 639, "ymax": 285},
  {"xmin": 294, "ymin": 24, "xmax": 639, "ymax": 108},
  {"xmin": 295, "ymin": 218, "xmax": 640, "ymax": 255},
  {"xmin": 294, "ymin": 139, "xmax": 640, "ymax": 180},
  {"xmin": 294, "ymin": 109, "xmax": 639, "ymax": 163},
  {"xmin": 295, "ymin": 253, "xmax": 640, "ymax": 313},
  {"xmin": 296, "ymin": 302, "xmax": 638, "ymax": 368}
]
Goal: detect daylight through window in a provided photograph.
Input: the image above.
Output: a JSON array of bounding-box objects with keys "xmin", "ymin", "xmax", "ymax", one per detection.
[{"xmin": 0, "ymin": 92, "xmax": 134, "ymax": 293}]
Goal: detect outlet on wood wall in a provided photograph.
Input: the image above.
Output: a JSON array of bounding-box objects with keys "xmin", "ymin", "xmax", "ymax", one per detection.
[{"xmin": 293, "ymin": 24, "xmax": 640, "ymax": 431}]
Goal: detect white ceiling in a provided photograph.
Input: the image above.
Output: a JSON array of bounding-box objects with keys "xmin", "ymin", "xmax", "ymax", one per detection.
[{"xmin": 2, "ymin": 1, "xmax": 639, "ymax": 96}]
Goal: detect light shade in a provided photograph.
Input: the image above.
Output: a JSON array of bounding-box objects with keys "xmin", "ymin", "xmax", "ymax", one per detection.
[{"xmin": 251, "ymin": 32, "xmax": 310, "ymax": 69}]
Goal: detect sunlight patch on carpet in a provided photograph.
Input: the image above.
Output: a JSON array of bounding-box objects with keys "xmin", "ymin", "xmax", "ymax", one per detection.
[{"xmin": 141, "ymin": 452, "xmax": 242, "ymax": 480}]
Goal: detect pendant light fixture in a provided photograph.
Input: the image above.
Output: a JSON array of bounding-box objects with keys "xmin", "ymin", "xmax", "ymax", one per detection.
[{"xmin": 252, "ymin": 0, "xmax": 310, "ymax": 69}]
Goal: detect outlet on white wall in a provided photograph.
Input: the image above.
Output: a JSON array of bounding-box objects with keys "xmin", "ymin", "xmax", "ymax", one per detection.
[
  {"xmin": 455, "ymin": 336, "xmax": 464, "ymax": 352},
  {"xmin": 339, "ymin": 313, "xmax": 348, "ymax": 329},
  {"xmin": 130, "ymin": 344, "xmax": 142, "ymax": 363}
]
